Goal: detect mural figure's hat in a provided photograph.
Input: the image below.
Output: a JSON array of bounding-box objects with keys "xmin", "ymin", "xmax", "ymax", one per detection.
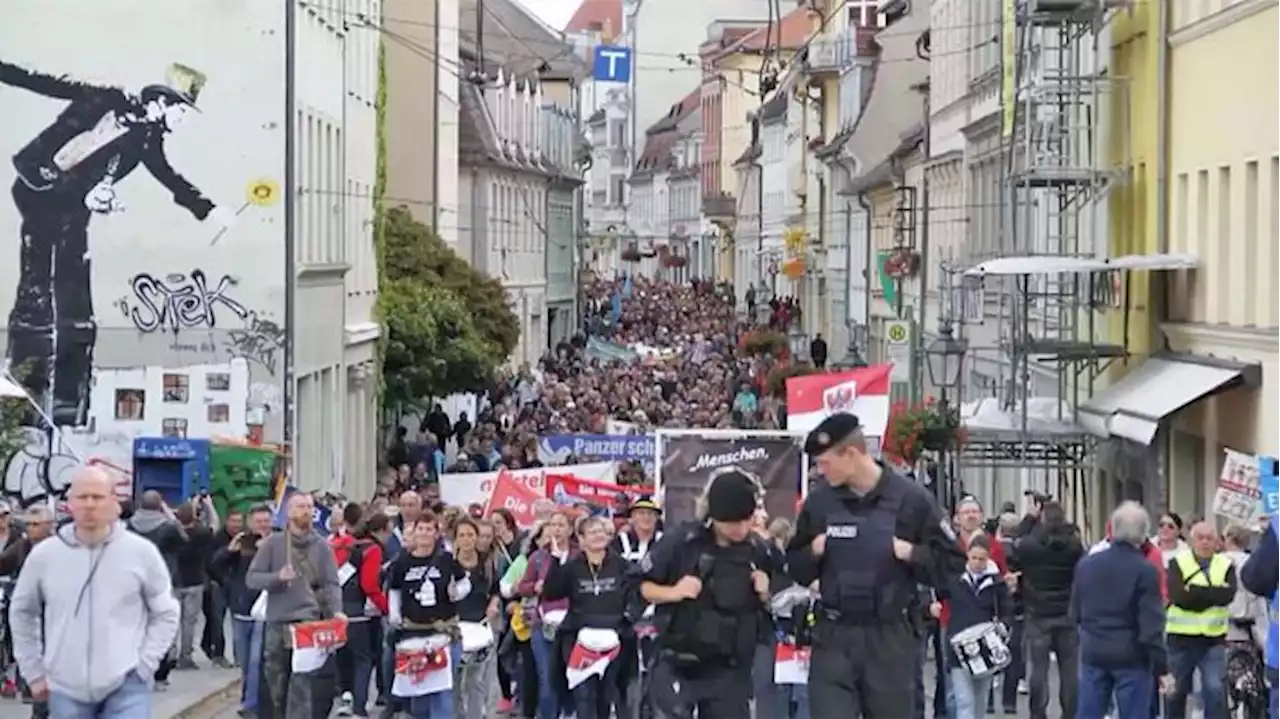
[{"xmin": 144, "ymin": 63, "xmax": 207, "ymax": 109}]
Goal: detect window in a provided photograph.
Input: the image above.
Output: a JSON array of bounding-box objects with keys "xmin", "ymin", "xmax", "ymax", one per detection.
[
  {"xmin": 206, "ymin": 372, "xmax": 231, "ymax": 392},
  {"xmin": 207, "ymin": 404, "xmax": 230, "ymax": 423},
  {"xmin": 162, "ymin": 373, "xmax": 189, "ymax": 403},
  {"xmin": 609, "ymin": 119, "xmax": 626, "ymax": 148},
  {"xmin": 114, "ymin": 389, "xmax": 145, "ymax": 421},
  {"xmin": 610, "ymin": 175, "xmax": 626, "ymax": 206},
  {"xmin": 161, "ymin": 418, "xmax": 189, "ymax": 438}
]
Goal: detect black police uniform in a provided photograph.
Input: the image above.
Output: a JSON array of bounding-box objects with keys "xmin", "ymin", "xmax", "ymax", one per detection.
[
  {"xmin": 641, "ymin": 471, "xmax": 775, "ymax": 719},
  {"xmin": 788, "ymin": 413, "xmax": 966, "ymax": 717}
]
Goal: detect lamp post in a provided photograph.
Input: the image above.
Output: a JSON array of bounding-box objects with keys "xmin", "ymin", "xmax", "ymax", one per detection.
[
  {"xmin": 924, "ymin": 321, "xmax": 968, "ymax": 509},
  {"xmin": 832, "ymin": 324, "xmax": 868, "ymax": 370}
]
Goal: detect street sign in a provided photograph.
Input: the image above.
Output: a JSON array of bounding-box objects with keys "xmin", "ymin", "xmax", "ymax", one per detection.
[
  {"xmin": 885, "ymin": 319, "xmax": 912, "ymax": 383},
  {"xmin": 592, "ymin": 45, "xmax": 632, "ymax": 83}
]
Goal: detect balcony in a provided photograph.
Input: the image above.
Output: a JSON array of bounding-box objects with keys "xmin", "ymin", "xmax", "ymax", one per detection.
[
  {"xmin": 702, "ymin": 193, "xmax": 736, "ymax": 218},
  {"xmin": 807, "ymin": 37, "xmax": 843, "ymax": 77}
]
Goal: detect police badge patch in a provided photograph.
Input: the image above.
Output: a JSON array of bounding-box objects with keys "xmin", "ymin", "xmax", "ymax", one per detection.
[{"xmin": 940, "ymin": 519, "xmax": 958, "ymax": 542}]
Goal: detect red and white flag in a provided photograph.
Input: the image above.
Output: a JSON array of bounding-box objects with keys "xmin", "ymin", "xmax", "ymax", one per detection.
[
  {"xmin": 289, "ymin": 618, "xmax": 348, "ymax": 674},
  {"xmin": 565, "ymin": 640, "xmax": 622, "ymax": 690},
  {"xmin": 392, "ymin": 643, "xmax": 453, "ymax": 697},
  {"xmin": 773, "ymin": 642, "xmax": 811, "ymax": 685},
  {"xmin": 785, "ymin": 364, "xmax": 893, "ymax": 440}
]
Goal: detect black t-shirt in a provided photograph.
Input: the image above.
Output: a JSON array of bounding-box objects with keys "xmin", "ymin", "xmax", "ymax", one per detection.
[
  {"xmin": 388, "ymin": 549, "xmax": 468, "ymax": 624},
  {"xmin": 543, "ymin": 551, "xmax": 636, "ymax": 629},
  {"xmin": 454, "ymin": 555, "xmax": 498, "ymax": 622}
]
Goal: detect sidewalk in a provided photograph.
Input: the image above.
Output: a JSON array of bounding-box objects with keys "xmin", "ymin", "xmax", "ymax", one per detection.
[{"xmin": 0, "ymin": 666, "xmax": 240, "ymax": 719}]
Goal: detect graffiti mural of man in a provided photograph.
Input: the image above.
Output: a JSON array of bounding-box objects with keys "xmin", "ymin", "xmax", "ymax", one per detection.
[{"xmin": 0, "ymin": 60, "xmax": 235, "ymax": 426}]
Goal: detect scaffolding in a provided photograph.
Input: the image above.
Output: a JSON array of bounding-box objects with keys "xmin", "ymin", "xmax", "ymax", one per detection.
[{"xmin": 955, "ymin": 0, "xmax": 1131, "ymax": 523}]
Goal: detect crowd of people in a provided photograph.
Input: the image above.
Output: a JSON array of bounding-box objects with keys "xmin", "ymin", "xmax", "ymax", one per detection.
[{"xmin": 387, "ymin": 276, "xmax": 789, "ymax": 485}]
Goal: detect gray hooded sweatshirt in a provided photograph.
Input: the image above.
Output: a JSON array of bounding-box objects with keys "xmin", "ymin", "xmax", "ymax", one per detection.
[
  {"xmin": 245, "ymin": 528, "xmax": 342, "ymax": 622},
  {"xmin": 9, "ymin": 520, "xmax": 179, "ymax": 703}
]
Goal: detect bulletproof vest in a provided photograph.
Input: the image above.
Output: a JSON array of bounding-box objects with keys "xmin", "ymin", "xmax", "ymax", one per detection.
[
  {"xmin": 819, "ymin": 484, "xmax": 914, "ymax": 619},
  {"xmin": 664, "ymin": 537, "xmax": 760, "ymax": 665}
]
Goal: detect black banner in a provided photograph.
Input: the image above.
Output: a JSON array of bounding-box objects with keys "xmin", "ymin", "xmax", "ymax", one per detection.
[{"xmin": 657, "ymin": 434, "xmax": 805, "ymax": 526}]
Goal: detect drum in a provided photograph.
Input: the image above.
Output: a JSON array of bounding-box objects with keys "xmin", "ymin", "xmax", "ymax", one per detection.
[
  {"xmin": 948, "ymin": 622, "xmax": 1011, "ymax": 678},
  {"xmin": 459, "ymin": 621, "xmax": 493, "ymax": 666},
  {"xmin": 541, "ymin": 608, "xmax": 567, "ymax": 641}
]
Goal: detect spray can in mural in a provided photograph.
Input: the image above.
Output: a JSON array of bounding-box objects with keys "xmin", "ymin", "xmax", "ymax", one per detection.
[{"xmin": 0, "ymin": 0, "xmax": 287, "ymax": 507}]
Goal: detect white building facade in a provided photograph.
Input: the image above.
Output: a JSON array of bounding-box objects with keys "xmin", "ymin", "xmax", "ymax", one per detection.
[{"xmin": 0, "ymin": 0, "xmax": 380, "ymax": 504}]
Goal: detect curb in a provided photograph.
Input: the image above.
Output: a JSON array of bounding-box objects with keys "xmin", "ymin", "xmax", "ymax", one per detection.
[{"xmin": 171, "ymin": 678, "xmax": 242, "ymax": 719}]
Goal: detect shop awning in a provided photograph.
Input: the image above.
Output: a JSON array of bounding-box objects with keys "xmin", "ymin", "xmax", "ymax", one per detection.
[{"xmin": 1079, "ymin": 354, "xmax": 1261, "ymax": 445}]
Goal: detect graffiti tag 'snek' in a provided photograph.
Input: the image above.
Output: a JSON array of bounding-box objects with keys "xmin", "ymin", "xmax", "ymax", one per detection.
[{"xmin": 124, "ymin": 270, "xmax": 249, "ymax": 333}]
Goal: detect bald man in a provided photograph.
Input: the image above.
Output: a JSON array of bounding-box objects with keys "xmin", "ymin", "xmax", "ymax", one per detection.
[{"xmin": 10, "ymin": 468, "xmax": 179, "ymax": 715}]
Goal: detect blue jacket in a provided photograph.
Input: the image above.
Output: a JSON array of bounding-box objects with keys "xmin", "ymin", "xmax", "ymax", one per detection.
[
  {"xmin": 945, "ymin": 563, "xmax": 1011, "ymax": 667},
  {"xmin": 1240, "ymin": 520, "xmax": 1278, "ymax": 670},
  {"xmin": 1072, "ymin": 541, "xmax": 1168, "ymax": 675}
]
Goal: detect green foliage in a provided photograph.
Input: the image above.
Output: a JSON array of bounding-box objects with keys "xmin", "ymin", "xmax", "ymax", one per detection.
[
  {"xmin": 382, "ymin": 206, "xmax": 520, "ymax": 357},
  {"xmin": 373, "ymin": 39, "xmax": 389, "ymax": 401},
  {"xmin": 0, "ymin": 364, "xmax": 35, "ymax": 469},
  {"xmin": 382, "ymin": 278, "xmax": 503, "ymax": 408}
]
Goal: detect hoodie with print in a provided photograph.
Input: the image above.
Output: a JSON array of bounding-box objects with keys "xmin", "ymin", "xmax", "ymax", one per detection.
[{"xmin": 9, "ymin": 521, "xmax": 179, "ymax": 703}]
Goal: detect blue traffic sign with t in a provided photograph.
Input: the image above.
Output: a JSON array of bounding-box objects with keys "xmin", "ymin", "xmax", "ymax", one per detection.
[{"xmin": 593, "ymin": 45, "xmax": 632, "ymax": 83}]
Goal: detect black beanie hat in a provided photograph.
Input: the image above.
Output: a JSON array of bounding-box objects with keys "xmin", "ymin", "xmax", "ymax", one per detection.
[{"xmin": 706, "ymin": 470, "xmax": 759, "ymax": 522}]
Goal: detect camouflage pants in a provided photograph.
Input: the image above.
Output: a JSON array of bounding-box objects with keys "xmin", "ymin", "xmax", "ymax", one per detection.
[{"xmin": 263, "ymin": 622, "xmax": 318, "ymax": 719}]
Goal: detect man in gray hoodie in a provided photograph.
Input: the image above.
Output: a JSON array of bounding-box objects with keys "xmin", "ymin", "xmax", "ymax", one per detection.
[
  {"xmin": 9, "ymin": 467, "xmax": 179, "ymax": 718},
  {"xmin": 247, "ymin": 490, "xmax": 343, "ymax": 718}
]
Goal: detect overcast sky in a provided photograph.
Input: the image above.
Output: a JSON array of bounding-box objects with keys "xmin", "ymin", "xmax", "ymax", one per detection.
[{"xmin": 516, "ymin": 0, "xmax": 580, "ymax": 31}]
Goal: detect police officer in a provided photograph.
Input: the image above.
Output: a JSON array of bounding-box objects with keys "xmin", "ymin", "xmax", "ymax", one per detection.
[
  {"xmin": 640, "ymin": 467, "xmax": 775, "ymax": 718},
  {"xmin": 788, "ymin": 412, "xmax": 965, "ymax": 717}
]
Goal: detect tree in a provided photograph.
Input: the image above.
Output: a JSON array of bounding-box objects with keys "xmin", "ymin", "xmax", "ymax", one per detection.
[
  {"xmin": 382, "ymin": 279, "xmax": 503, "ymax": 408},
  {"xmin": 377, "ymin": 207, "xmax": 520, "ymax": 408},
  {"xmin": 382, "ymin": 206, "xmax": 520, "ymax": 357}
]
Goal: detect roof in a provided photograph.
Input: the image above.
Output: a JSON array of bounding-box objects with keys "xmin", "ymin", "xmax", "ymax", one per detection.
[
  {"xmin": 458, "ymin": 0, "xmax": 585, "ymax": 82},
  {"xmin": 457, "ymin": 80, "xmax": 581, "ymax": 180},
  {"xmin": 839, "ymin": 4, "xmax": 929, "ymax": 193},
  {"xmin": 737, "ymin": 6, "xmax": 813, "ymax": 52},
  {"xmin": 563, "ymin": 0, "xmax": 623, "ymax": 40},
  {"xmin": 633, "ymin": 86, "xmax": 700, "ymax": 174}
]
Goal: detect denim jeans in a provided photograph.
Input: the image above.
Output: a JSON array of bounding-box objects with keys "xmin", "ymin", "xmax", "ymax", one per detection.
[
  {"xmin": 48, "ymin": 670, "xmax": 151, "ymax": 718},
  {"xmin": 406, "ymin": 644, "xmax": 461, "ymax": 718},
  {"xmin": 1168, "ymin": 642, "xmax": 1226, "ymax": 719},
  {"xmin": 232, "ymin": 618, "xmax": 264, "ymax": 712},
  {"xmin": 1077, "ymin": 662, "xmax": 1153, "ymax": 719},
  {"xmin": 346, "ymin": 619, "xmax": 379, "ymax": 717},
  {"xmin": 175, "ymin": 585, "xmax": 204, "ymax": 662},
  {"xmin": 950, "ymin": 668, "xmax": 993, "ymax": 719},
  {"xmin": 530, "ymin": 632, "xmax": 561, "ymax": 719}
]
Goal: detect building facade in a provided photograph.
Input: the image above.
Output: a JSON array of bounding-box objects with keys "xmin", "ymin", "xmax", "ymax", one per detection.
[{"xmin": 0, "ymin": 0, "xmax": 379, "ymax": 503}]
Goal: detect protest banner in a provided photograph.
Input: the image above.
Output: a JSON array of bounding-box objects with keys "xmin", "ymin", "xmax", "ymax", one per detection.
[
  {"xmin": 484, "ymin": 469, "xmax": 543, "ymax": 526},
  {"xmin": 1212, "ymin": 448, "xmax": 1264, "ymax": 523},
  {"xmin": 538, "ymin": 433, "xmax": 655, "ymax": 474},
  {"xmin": 546, "ymin": 474, "xmax": 654, "ymax": 516},
  {"xmin": 655, "ymin": 433, "xmax": 805, "ymax": 525},
  {"xmin": 439, "ymin": 461, "xmax": 617, "ymax": 508}
]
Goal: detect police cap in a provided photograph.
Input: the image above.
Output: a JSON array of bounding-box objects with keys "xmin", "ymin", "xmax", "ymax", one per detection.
[
  {"xmin": 803, "ymin": 412, "xmax": 862, "ymax": 455},
  {"xmin": 705, "ymin": 469, "xmax": 758, "ymax": 522}
]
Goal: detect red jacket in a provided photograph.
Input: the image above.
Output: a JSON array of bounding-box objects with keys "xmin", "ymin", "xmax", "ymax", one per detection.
[
  {"xmin": 329, "ymin": 533, "xmax": 389, "ymax": 615},
  {"xmin": 940, "ymin": 530, "xmax": 1007, "ymax": 628}
]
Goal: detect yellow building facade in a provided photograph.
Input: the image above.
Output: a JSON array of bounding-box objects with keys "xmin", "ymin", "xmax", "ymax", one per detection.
[{"xmin": 1163, "ymin": 0, "xmax": 1279, "ymax": 514}]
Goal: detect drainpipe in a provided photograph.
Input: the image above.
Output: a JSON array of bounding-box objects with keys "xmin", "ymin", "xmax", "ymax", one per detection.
[
  {"xmin": 1154, "ymin": 0, "xmax": 1170, "ymax": 339},
  {"xmin": 857, "ymin": 189, "xmax": 873, "ymax": 341}
]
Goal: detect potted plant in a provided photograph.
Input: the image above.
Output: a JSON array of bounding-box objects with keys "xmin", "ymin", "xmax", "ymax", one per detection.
[
  {"xmin": 765, "ymin": 363, "xmax": 819, "ymax": 399},
  {"xmin": 662, "ymin": 255, "xmax": 687, "ymax": 268},
  {"xmin": 884, "ymin": 246, "xmax": 921, "ymax": 279},
  {"xmin": 738, "ymin": 329, "xmax": 788, "ymax": 357},
  {"xmin": 640, "ymin": 244, "xmax": 658, "ymax": 258},
  {"xmin": 621, "ymin": 244, "xmax": 642, "ymax": 262},
  {"xmin": 883, "ymin": 397, "xmax": 968, "ymax": 465}
]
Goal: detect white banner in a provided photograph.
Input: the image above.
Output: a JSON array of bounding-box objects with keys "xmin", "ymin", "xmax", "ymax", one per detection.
[{"xmin": 439, "ymin": 462, "xmax": 618, "ymax": 507}]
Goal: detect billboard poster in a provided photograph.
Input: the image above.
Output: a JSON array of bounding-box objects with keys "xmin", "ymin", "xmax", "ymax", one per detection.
[
  {"xmin": 656, "ymin": 435, "xmax": 804, "ymax": 526},
  {"xmin": 0, "ymin": 1, "xmax": 287, "ymax": 507}
]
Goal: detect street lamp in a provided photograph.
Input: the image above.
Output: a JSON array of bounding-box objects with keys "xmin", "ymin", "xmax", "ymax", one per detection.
[
  {"xmin": 924, "ymin": 321, "xmax": 968, "ymax": 510},
  {"xmin": 832, "ymin": 325, "xmax": 868, "ymax": 370},
  {"xmin": 925, "ymin": 322, "xmax": 968, "ymax": 391}
]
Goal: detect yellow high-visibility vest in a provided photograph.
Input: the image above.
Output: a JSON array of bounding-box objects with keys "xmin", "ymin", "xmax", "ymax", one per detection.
[{"xmin": 1165, "ymin": 552, "xmax": 1231, "ymax": 637}]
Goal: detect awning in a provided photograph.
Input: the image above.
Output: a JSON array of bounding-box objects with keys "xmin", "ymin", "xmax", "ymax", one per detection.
[
  {"xmin": 1079, "ymin": 354, "xmax": 1261, "ymax": 445},
  {"xmin": 964, "ymin": 253, "xmax": 1198, "ymax": 277}
]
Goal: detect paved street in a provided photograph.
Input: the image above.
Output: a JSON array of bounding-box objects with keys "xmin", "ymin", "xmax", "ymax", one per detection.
[{"xmin": 0, "ymin": 664, "xmax": 239, "ymax": 719}]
